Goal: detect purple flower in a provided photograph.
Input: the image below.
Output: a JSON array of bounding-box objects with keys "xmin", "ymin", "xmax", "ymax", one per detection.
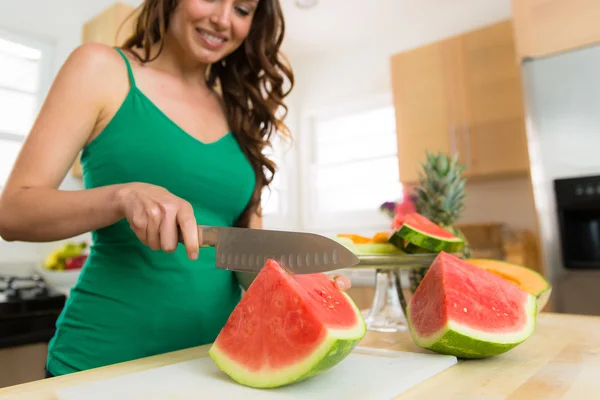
[{"xmin": 379, "ymin": 201, "xmax": 396, "ymax": 211}]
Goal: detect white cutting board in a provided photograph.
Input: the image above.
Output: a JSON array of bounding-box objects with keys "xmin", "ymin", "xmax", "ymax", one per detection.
[{"xmin": 56, "ymin": 347, "xmax": 457, "ymax": 400}]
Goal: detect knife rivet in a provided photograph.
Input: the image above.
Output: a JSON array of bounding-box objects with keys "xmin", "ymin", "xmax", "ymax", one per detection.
[
  {"xmin": 323, "ymin": 251, "xmax": 328, "ymax": 265},
  {"xmin": 305, "ymin": 253, "xmax": 311, "ymax": 267},
  {"xmin": 332, "ymin": 249, "xmax": 338, "ymax": 265}
]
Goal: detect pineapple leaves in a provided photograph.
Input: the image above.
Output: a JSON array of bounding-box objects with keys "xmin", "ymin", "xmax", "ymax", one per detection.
[{"xmin": 412, "ymin": 151, "xmax": 467, "ymax": 227}]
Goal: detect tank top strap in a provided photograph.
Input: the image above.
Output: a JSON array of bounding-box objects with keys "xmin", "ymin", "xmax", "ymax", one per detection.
[{"xmin": 114, "ymin": 47, "xmax": 136, "ymax": 88}]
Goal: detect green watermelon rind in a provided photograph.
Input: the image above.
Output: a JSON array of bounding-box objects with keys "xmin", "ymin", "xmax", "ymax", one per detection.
[
  {"xmin": 399, "ymin": 241, "xmax": 430, "ymax": 254},
  {"xmin": 389, "ymin": 223, "xmax": 465, "ymax": 253},
  {"xmin": 208, "ymin": 292, "xmax": 367, "ymax": 389},
  {"xmin": 407, "ymin": 294, "xmax": 537, "ymax": 359}
]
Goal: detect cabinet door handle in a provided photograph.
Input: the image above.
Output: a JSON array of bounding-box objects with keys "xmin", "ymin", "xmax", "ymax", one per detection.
[
  {"xmin": 463, "ymin": 125, "xmax": 472, "ymax": 168},
  {"xmin": 449, "ymin": 124, "xmax": 457, "ymax": 155}
]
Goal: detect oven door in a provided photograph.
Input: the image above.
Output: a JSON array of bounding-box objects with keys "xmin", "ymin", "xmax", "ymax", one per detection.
[{"xmin": 558, "ymin": 206, "xmax": 600, "ymax": 269}]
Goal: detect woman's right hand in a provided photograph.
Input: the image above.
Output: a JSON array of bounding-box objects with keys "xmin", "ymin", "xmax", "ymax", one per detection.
[{"xmin": 116, "ymin": 182, "xmax": 200, "ymax": 260}]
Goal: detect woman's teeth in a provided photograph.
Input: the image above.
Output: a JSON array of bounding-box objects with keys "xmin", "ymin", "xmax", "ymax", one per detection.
[{"xmin": 199, "ymin": 30, "xmax": 225, "ymax": 44}]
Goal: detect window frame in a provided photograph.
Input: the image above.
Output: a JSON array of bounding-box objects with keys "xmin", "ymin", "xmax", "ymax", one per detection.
[
  {"xmin": 0, "ymin": 27, "xmax": 55, "ymax": 187},
  {"xmin": 0, "ymin": 28, "xmax": 55, "ymax": 259},
  {"xmin": 260, "ymin": 134, "xmax": 300, "ymax": 231},
  {"xmin": 298, "ymin": 92, "xmax": 401, "ymax": 233}
]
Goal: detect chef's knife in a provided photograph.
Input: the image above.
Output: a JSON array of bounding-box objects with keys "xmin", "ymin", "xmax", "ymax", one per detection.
[{"xmin": 179, "ymin": 226, "xmax": 359, "ymax": 274}]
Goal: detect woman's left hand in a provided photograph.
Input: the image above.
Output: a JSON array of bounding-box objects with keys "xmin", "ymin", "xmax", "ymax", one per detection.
[{"xmin": 331, "ymin": 274, "xmax": 352, "ymax": 291}]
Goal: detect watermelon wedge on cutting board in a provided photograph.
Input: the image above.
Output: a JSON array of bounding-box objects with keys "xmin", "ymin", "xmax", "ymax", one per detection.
[{"xmin": 55, "ymin": 347, "xmax": 457, "ymax": 400}]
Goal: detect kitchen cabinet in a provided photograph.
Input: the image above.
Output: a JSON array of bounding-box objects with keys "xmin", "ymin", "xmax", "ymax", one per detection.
[
  {"xmin": 71, "ymin": 2, "xmax": 138, "ymax": 178},
  {"xmin": 511, "ymin": 0, "xmax": 600, "ymax": 60},
  {"xmin": 390, "ymin": 40, "xmax": 456, "ymax": 183},
  {"xmin": 391, "ymin": 20, "xmax": 530, "ymax": 183}
]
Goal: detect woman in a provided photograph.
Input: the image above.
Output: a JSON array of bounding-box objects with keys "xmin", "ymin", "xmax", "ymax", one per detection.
[{"xmin": 0, "ymin": 0, "xmax": 350, "ymax": 377}]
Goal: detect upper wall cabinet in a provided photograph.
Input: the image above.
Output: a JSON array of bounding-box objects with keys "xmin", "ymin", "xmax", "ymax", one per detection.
[
  {"xmin": 511, "ymin": 0, "xmax": 600, "ymax": 60},
  {"xmin": 391, "ymin": 20, "xmax": 531, "ymax": 183},
  {"xmin": 390, "ymin": 40, "xmax": 456, "ymax": 183},
  {"xmin": 71, "ymin": 2, "xmax": 138, "ymax": 178}
]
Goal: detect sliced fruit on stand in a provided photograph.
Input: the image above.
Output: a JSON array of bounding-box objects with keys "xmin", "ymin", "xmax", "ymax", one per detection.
[
  {"xmin": 209, "ymin": 259, "xmax": 366, "ymax": 389},
  {"xmin": 400, "ymin": 242, "xmax": 430, "ymax": 254},
  {"xmin": 334, "ymin": 234, "xmax": 405, "ymax": 255},
  {"xmin": 465, "ymin": 258, "xmax": 552, "ymax": 313},
  {"xmin": 407, "ymin": 252, "xmax": 537, "ymax": 359},
  {"xmin": 370, "ymin": 232, "xmax": 391, "ymax": 243},
  {"xmin": 336, "ymin": 234, "xmax": 372, "ymax": 244},
  {"xmin": 388, "ymin": 212, "xmax": 464, "ymax": 253}
]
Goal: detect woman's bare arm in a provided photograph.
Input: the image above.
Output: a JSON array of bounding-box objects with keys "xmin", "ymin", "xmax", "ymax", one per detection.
[{"xmin": 0, "ymin": 44, "xmax": 130, "ymax": 242}]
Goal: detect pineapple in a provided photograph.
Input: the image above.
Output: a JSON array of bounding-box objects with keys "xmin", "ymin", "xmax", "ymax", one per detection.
[{"xmin": 408, "ymin": 152, "xmax": 471, "ymax": 292}]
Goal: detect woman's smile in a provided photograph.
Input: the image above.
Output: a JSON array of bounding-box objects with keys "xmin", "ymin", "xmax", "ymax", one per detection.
[{"xmin": 195, "ymin": 27, "xmax": 228, "ymax": 50}]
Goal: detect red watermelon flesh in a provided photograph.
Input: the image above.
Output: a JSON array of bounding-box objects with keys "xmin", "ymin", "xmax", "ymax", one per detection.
[
  {"xmin": 388, "ymin": 213, "xmax": 465, "ymax": 253},
  {"xmin": 208, "ymin": 259, "xmax": 366, "ymax": 388},
  {"xmin": 407, "ymin": 252, "xmax": 536, "ymax": 358},
  {"xmin": 404, "ymin": 213, "xmax": 456, "ymax": 239}
]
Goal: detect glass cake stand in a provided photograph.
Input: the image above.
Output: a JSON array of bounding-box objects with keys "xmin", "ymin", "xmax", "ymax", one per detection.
[{"xmin": 354, "ymin": 253, "xmax": 451, "ymax": 333}]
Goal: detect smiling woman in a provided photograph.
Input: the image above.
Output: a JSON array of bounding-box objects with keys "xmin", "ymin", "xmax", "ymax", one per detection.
[{"xmin": 0, "ymin": 0, "xmax": 353, "ymax": 379}]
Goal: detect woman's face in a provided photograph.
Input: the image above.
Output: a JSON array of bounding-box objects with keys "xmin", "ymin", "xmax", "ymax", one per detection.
[{"xmin": 169, "ymin": 0, "xmax": 259, "ymax": 64}]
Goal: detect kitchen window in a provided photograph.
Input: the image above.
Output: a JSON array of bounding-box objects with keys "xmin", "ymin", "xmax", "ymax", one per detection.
[
  {"xmin": 261, "ymin": 132, "xmax": 297, "ymax": 230},
  {"xmin": 300, "ymin": 93, "xmax": 403, "ymax": 232},
  {"xmin": 0, "ymin": 30, "xmax": 53, "ymax": 190},
  {"xmin": 0, "ymin": 30, "xmax": 53, "ymax": 251}
]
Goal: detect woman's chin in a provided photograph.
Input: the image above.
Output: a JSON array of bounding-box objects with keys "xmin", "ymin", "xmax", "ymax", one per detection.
[{"xmin": 189, "ymin": 44, "xmax": 231, "ymax": 66}]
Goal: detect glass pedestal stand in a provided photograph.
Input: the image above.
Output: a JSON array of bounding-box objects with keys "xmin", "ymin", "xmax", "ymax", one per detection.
[
  {"xmin": 356, "ymin": 253, "xmax": 456, "ymax": 333},
  {"xmin": 364, "ymin": 269, "xmax": 406, "ymax": 332}
]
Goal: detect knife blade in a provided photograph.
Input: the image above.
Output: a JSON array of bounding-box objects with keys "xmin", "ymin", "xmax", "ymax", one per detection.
[{"xmin": 180, "ymin": 225, "xmax": 360, "ymax": 274}]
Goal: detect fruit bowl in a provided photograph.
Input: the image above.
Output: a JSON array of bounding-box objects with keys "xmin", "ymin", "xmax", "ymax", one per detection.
[{"xmin": 34, "ymin": 263, "xmax": 81, "ymax": 294}]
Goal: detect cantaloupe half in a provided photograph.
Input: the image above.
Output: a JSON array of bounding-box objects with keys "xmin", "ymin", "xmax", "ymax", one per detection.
[{"xmin": 465, "ymin": 259, "xmax": 551, "ymax": 313}]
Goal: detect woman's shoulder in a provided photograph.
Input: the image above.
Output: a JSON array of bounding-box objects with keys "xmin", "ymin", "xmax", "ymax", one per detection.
[
  {"xmin": 61, "ymin": 43, "xmax": 130, "ymax": 85},
  {"xmin": 55, "ymin": 43, "xmax": 134, "ymax": 107}
]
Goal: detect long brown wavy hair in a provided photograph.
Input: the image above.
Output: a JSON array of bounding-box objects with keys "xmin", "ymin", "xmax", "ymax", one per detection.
[{"xmin": 119, "ymin": 0, "xmax": 294, "ymax": 228}]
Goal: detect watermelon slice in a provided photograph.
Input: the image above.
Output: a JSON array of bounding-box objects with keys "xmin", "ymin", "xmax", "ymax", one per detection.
[
  {"xmin": 407, "ymin": 252, "xmax": 537, "ymax": 359},
  {"xmin": 388, "ymin": 213, "xmax": 464, "ymax": 253},
  {"xmin": 209, "ymin": 259, "xmax": 366, "ymax": 388}
]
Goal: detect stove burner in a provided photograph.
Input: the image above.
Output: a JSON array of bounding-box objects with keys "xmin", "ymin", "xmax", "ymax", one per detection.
[
  {"xmin": 0, "ymin": 274, "xmax": 67, "ymax": 349},
  {"xmin": 0, "ymin": 274, "xmax": 49, "ymax": 301}
]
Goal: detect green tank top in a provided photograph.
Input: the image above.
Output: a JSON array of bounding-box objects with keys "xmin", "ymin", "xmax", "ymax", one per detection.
[{"xmin": 46, "ymin": 48, "xmax": 256, "ymax": 376}]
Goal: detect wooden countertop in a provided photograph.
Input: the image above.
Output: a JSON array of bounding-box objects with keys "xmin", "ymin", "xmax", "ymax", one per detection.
[{"xmin": 1, "ymin": 312, "xmax": 599, "ymax": 399}]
